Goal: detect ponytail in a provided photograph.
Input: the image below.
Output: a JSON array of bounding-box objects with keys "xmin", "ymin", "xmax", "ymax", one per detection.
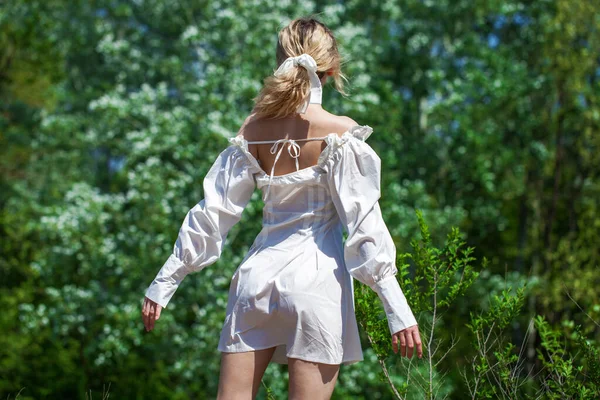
[
  {"xmin": 253, "ymin": 62, "xmax": 313, "ymax": 119},
  {"xmin": 252, "ymin": 17, "xmax": 346, "ymax": 120}
]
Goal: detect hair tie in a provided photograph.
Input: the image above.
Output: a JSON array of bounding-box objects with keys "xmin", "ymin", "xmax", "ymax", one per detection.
[
  {"xmin": 273, "ymin": 54, "xmax": 322, "ymax": 113},
  {"xmin": 274, "ymin": 54, "xmax": 318, "ymax": 76}
]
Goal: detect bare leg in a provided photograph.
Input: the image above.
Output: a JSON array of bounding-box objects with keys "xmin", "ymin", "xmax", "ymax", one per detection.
[
  {"xmin": 288, "ymin": 357, "xmax": 340, "ymax": 400},
  {"xmin": 217, "ymin": 347, "xmax": 277, "ymax": 400}
]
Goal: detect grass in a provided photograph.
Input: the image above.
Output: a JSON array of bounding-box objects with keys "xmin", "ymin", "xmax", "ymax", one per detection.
[{"xmin": 6, "ymin": 383, "xmax": 111, "ymax": 400}]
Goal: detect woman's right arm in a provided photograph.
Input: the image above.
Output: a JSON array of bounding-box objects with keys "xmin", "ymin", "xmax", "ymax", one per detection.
[{"xmin": 142, "ymin": 145, "xmax": 258, "ymax": 330}]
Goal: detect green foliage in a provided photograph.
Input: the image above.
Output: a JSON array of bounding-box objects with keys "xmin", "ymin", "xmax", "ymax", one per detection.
[
  {"xmin": 355, "ymin": 210, "xmax": 484, "ymax": 399},
  {"xmin": 408, "ymin": 209, "xmax": 481, "ymax": 312},
  {"xmin": 535, "ymin": 317, "xmax": 600, "ymax": 399},
  {"xmin": 463, "ymin": 287, "xmax": 527, "ymax": 398},
  {"xmin": 355, "ymin": 212, "xmax": 599, "ymax": 399}
]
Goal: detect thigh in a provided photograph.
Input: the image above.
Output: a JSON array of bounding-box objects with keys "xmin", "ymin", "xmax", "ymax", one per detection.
[
  {"xmin": 288, "ymin": 357, "xmax": 340, "ymax": 400},
  {"xmin": 217, "ymin": 347, "xmax": 276, "ymax": 400}
]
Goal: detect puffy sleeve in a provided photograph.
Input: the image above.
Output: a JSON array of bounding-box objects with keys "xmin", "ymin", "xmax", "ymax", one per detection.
[
  {"xmin": 324, "ymin": 126, "xmax": 418, "ymax": 335},
  {"xmin": 145, "ymin": 144, "xmax": 259, "ymax": 308}
]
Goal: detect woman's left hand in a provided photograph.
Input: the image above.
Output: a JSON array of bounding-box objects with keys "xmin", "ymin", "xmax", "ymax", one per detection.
[{"xmin": 392, "ymin": 324, "xmax": 423, "ymax": 359}]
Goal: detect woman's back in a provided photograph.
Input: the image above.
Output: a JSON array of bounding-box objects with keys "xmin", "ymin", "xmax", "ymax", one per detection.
[{"xmin": 239, "ymin": 108, "xmax": 357, "ymax": 177}]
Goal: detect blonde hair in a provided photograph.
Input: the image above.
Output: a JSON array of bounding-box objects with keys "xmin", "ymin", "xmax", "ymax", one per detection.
[{"xmin": 253, "ymin": 17, "xmax": 347, "ymax": 119}]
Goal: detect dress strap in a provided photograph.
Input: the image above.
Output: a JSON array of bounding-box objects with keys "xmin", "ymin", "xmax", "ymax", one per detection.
[
  {"xmin": 245, "ymin": 137, "xmax": 327, "ymax": 201},
  {"xmin": 245, "ymin": 137, "xmax": 328, "ymax": 144}
]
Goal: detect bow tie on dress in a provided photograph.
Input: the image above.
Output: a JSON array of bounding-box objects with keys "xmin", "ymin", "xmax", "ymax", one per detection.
[
  {"xmin": 274, "ymin": 53, "xmax": 323, "ymax": 114},
  {"xmin": 262, "ymin": 138, "xmax": 302, "ymax": 201},
  {"xmin": 269, "ymin": 139, "xmax": 301, "ymax": 171}
]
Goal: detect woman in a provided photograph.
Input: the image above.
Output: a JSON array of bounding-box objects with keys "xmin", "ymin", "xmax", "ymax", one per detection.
[{"xmin": 142, "ymin": 17, "xmax": 422, "ymax": 399}]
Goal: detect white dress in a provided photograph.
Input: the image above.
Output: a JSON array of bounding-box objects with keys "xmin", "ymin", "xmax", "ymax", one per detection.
[{"xmin": 145, "ymin": 125, "xmax": 418, "ymax": 365}]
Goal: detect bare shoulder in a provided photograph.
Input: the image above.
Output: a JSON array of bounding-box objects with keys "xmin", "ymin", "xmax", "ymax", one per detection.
[
  {"xmin": 337, "ymin": 115, "xmax": 359, "ymax": 128},
  {"xmin": 235, "ymin": 113, "xmax": 261, "ymax": 159},
  {"xmin": 236, "ymin": 113, "xmax": 260, "ymax": 139},
  {"xmin": 321, "ymin": 114, "xmax": 359, "ymax": 139}
]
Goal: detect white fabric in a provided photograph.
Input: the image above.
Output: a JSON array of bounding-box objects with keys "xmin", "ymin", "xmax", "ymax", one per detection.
[
  {"xmin": 144, "ymin": 125, "xmax": 418, "ymax": 366},
  {"xmin": 254, "ymin": 136, "xmax": 326, "ymax": 201},
  {"xmin": 274, "ymin": 53, "xmax": 322, "ymax": 113},
  {"xmin": 265, "ymin": 139, "xmax": 301, "ymax": 201}
]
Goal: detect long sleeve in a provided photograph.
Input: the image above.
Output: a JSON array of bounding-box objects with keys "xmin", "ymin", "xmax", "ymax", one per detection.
[
  {"xmin": 145, "ymin": 145, "xmax": 258, "ymax": 308},
  {"xmin": 325, "ymin": 129, "xmax": 418, "ymax": 335}
]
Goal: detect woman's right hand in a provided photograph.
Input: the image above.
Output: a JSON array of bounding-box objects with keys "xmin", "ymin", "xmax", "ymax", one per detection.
[
  {"xmin": 142, "ymin": 296, "xmax": 163, "ymax": 332},
  {"xmin": 392, "ymin": 324, "xmax": 423, "ymax": 359}
]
